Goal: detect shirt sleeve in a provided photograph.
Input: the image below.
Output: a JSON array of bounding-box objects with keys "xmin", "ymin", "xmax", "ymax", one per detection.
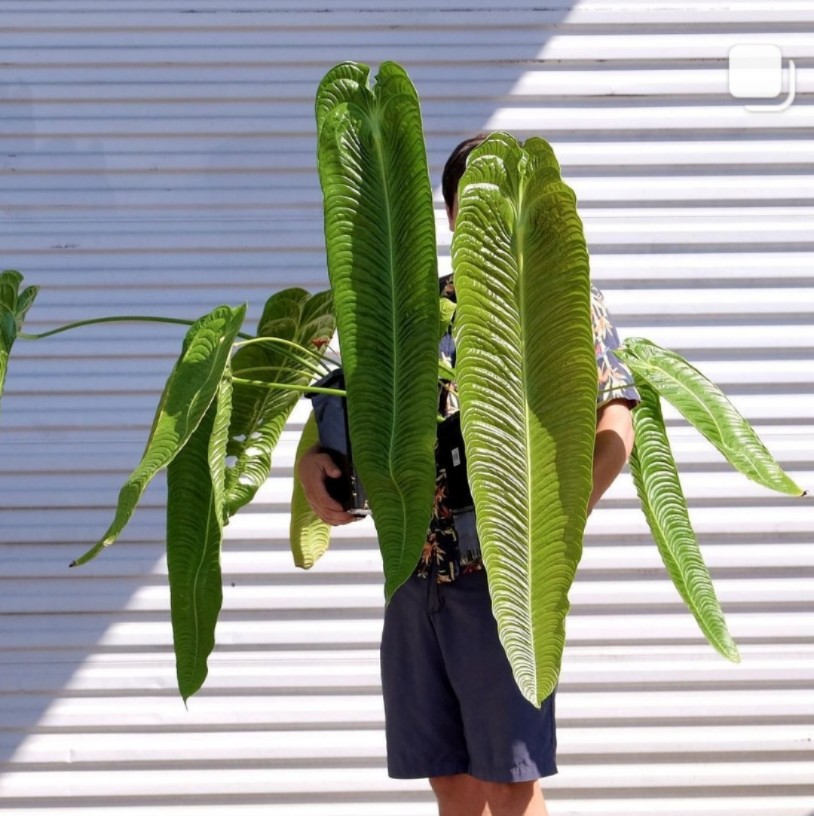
[{"xmin": 591, "ymin": 284, "xmax": 641, "ymax": 410}]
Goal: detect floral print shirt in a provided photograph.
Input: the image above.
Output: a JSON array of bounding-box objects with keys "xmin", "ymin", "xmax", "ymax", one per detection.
[{"xmin": 414, "ymin": 273, "xmax": 641, "ymax": 583}]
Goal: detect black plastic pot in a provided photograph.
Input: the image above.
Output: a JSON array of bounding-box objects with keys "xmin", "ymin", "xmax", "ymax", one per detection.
[{"xmin": 305, "ymin": 367, "xmax": 370, "ymax": 516}]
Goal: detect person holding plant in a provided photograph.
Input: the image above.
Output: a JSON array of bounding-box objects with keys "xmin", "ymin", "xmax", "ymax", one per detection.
[{"xmin": 299, "ymin": 134, "xmax": 640, "ymax": 816}]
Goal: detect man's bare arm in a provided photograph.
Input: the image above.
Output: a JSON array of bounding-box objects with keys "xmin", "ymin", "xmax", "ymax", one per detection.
[{"xmin": 587, "ymin": 398, "xmax": 636, "ymax": 516}]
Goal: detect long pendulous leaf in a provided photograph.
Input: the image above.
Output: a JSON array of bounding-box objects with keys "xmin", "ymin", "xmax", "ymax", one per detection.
[
  {"xmin": 225, "ymin": 288, "xmax": 335, "ymax": 517},
  {"xmin": 290, "ymin": 409, "xmax": 332, "ymax": 569},
  {"xmin": 0, "ymin": 270, "xmax": 39, "ymax": 416},
  {"xmin": 451, "ymin": 133, "xmax": 596, "ymax": 705},
  {"xmin": 315, "ymin": 61, "xmax": 440, "ymax": 600},
  {"xmin": 628, "ymin": 379, "xmax": 740, "ymax": 662},
  {"xmin": 166, "ymin": 370, "xmax": 233, "ymax": 701},
  {"xmin": 617, "ymin": 337, "xmax": 806, "ymax": 497},
  {"xmin": 71, "ymin": 303, "xmax": 246, "ymax": 567}
]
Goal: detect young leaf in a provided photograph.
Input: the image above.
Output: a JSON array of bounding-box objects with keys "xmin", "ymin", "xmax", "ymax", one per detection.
[
  {"xmin": 290, "ymin": 410, "xmax": 332, "ymax": 569},
  {"xmin": 628, "ymin": 379, "xmax": 740, "ymax": 662},
  {"xmin": 166, "ymin": 371, "xmax": 233, "ymax": 701},
  {"xmin": 316, "ymin": 61, "xmax": 440, "ymax": 600},
  {"xmin": 0, "ymin": 270, "xmax": 39, "ymax": 415},
  {"xmin": 438, "ymin": 359, "xmax": 456, "ymax": 381},
  {"xmin": 71, "ymin": 303, "xmax": 247, "ymax": 567},
  {"xmin": 452, "ymin": 133, "xmax": 596, "ymax": 705},
  {"xmin": 225, "ymin": 288, "xmax": 336, "ymax": 517},
  {"xmin": 439, "ymin": 296, "xmax": 456, "ymax": 341},
  {"xmin": 617, "ymin": 338, "xmax": 806, "ymax": 497}
]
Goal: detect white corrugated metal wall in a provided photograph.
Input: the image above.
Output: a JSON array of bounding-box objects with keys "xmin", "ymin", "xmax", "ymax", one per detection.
[{"xmin": 1, "ymin": 2, "xmax": 813, "ymax": 814}]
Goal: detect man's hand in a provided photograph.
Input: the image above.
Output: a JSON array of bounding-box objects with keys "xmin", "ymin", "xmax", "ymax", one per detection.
[{"xmin": 297, "ymin": 443, "xmax": 362, "ymax": 525}]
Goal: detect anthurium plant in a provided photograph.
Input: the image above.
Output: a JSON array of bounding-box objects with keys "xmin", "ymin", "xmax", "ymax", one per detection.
[{"xmin": 1, "ymin": 60, "xmax": 807, "ymax": 706}]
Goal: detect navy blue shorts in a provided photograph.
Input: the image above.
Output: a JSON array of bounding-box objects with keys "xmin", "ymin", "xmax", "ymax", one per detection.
[{"xmin": 380, "ymin": 568, "xmax": 558, "ymax": 783}]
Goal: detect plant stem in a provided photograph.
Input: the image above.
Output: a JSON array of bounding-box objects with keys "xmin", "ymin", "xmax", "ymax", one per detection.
[
  {"xmin": 18, "ymin": 315, "xmax": 255, "ymax": 341},
  {"xmin": 19, "ymin": 318, "xmax": 337, "ymax": 378},
  {"xmin": 236, "ymin": 342, "xmax": 331, "ymax": 378},
  {"xmin": 233, "ymin": 335, "xmax": 335, "ymax": 367},
  {"xmin": 237, "ymin": 364, "xmax": 327, "ymax": 381},
  {"xmin": 232, "ymin": 376, "xmax": 346, "ymax": 398}
]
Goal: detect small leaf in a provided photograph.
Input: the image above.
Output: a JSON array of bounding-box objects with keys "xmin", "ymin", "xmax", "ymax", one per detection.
[
  {"xmin": 438, "ymin": 359, "xmax": 455, "ymax": 381},
  {"xmin": 290, "ymin": 410, "xmax": 332, "ymax": 569},
  {"xmin": 0, "ymin": 270, "xmax": 39, "ymax": 416},
  {"xmin": 71, "ymin": 303, "xmax": 246, "ymax": 567},
  {"xmin": 166, "ymin": 371, "xmax": 233, "ymax": 701},
  {"xmin": 617, "ymin": 338, "xmax": 806, "ymax": 497},
  {"xmin": 439, "ymin": 296, "xmax": 456, "ymax": 341},
  {"xmin": 628, "ymin": 380, "xmax": 740, "ymax": 662},
  {"xmin": 225, "ymin": 288, "xmax": 336, "ymax": 517},
  {"xmin": 0, "ymin": 270, "xmax": 24, "ymax": 313}
]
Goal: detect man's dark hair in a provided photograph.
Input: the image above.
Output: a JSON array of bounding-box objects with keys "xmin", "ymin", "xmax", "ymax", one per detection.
[{"xmin": 441, "ymin": 133, "xmax": 490, "ymax": 214}]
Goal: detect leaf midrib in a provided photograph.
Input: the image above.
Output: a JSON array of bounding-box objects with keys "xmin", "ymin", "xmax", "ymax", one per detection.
[
  {"xmin": 516, "ymin": 190, "xmax": 537, "ymax": 701},
  {"xmin": 372, "ymin": 120, "xmax": 408, "ymax": 583},
  {"xmin": 188, "ymin": 486, "xmax": 215, "ymax": 687}
]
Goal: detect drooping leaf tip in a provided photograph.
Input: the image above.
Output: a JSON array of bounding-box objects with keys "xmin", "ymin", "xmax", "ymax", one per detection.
[{"xmin": 179, "ymin": 679, "xmax": 200, "ymax": 705}]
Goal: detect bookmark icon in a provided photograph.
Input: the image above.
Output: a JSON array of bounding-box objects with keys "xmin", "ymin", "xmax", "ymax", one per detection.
[{"xmin": 728, "ymin": 44, "xmax": 796, "ymax": 113}]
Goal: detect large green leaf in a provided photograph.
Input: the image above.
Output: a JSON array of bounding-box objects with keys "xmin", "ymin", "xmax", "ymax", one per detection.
[
  {"xmin": 71, "ymin": 303, "xmax": 246, "ymax": 567},
  {"xmin": 225, "ymin": 288, "xmax": 335, "ymax": 517},
  {"xmin": 629, "ymin": 379, "xmax": 740, "ymax": 661},
  {"xmin": 617, "ymin": 337, "xmax": 806, "ymax": 496},
  {"xmin": 451, "ymin": 133, "xmax": 597, "ymax": 705},
  {"xmin": 0, "ymin": 270, "xmax": 39, "ymax": 415},
  {"xmin": 166, "ymin": 370, "xmax": 233, "ymax": 701},
  {"xmin": 290, "ymin": 410, "xmax": 332, "ymax": 569},
  {"xmin": 315, "ymin": 61, "xmax": 439, "ymax": 600}
]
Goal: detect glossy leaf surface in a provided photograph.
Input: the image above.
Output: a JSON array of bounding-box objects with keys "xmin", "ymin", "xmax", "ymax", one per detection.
[
  {"xmin": 451, "ymin": 133, "xmax": 596, "ymax": 705},
  {"xmin": 617, "ymin": 338, "xmax": 806, "ymax": 497},
  {"xmin": 225, "ymin": 288, "xmax": 335, "ymax": 517},
  {"xmin": 290, "ymin": 410, "xmax": 332, "ymax": 569},
  {"xmin": 316, "ymin": 61, "xmax": 439, "ymax": 600},
  {"xmin": 166, "ymin": 371, "xmax": 233, "ymax": 701},
  {"xmin": 71, "ymin": 304, "xmax": 246, "ymax": 567},
  {"xmin": 628, "ymin": 379, "xmax": 739, "ymax": 661}
]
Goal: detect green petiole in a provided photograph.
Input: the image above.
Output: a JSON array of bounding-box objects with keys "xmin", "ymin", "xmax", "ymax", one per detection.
[{"xmin": 232, "ymin": 376, "xmax": 346, "ymax": 398}]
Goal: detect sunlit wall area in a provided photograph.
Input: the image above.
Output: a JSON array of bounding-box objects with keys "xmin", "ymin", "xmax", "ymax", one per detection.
[{"xmin": 1, "ymin": 2, "xmax": 813, "ymax": 815}]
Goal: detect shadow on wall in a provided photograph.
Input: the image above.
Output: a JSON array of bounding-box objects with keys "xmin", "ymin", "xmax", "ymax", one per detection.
[{"xmin": 0, "ymin": 1, "xmax": 577, "ymax": 788}]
